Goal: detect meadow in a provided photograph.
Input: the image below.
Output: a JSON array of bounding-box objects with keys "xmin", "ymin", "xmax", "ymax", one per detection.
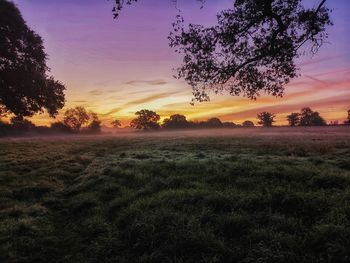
[{"xmin": 1, "ymin": 127, "xmax": 350, "ymax": 263}]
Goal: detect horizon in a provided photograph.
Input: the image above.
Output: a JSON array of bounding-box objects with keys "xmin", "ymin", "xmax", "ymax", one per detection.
[{"xmin": 10, "ymin": 0, "xmax": 350, "ymax": 127}]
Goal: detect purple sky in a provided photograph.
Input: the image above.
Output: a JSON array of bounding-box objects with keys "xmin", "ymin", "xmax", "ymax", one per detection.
[{"xmin": 12, "ymin": 0, "xmax": 350, "ymax": 125}]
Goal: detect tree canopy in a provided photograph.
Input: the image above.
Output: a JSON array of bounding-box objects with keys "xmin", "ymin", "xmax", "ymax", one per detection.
[
  {"xmin": 162, "ymin": 114, "xmax": 189, "ymax": 129},
  {"xmin": 287, "ymin": 112, "xmax": 300, "ymax": 127},
  {"xmin": 130, "ymin": 109, "xmax": 160, "ymax": 130},
  {"xmin": 111, "ymin": 0, "xmax": 331, "ymax": 102},
  {"xmin": 299, "ymin": 107, "xmax": 326, "ymax": 126},
  {"xmin": 63, "ymin": 107, "xmax": 90, "ymax": 131},
  {"xmin": 257, "ymin": 112, "xmax": 275, "ymax": 127},
  {"xmin": 0, "ymin": 0, "xmax": 66, "ymax": 118},
  {"xmin": 170, "ymin": 0, "xmax": 331, "ymax": 102}
]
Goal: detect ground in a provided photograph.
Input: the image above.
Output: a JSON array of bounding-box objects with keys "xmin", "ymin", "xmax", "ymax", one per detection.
[{"xmin": 1, "ymin": 127, "xmax": 350, "ymax": 262}]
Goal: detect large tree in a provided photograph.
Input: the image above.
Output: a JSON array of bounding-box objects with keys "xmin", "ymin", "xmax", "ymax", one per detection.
[
  {"xmin": 63, "ymin": 106, "xmax": 90, "ymax": 131},
  {"xmin": 257, "ymin": 112, "xmax": 275, "ymax": 127},
  {"xmin": 287, "ymin": 112, "xmax": 300, "ymax": 127},
  {"xmin": 162, "ymin": 114, "xmax": 189, "ymax": 129},
  {"xmin": 0, "ymin": 0, "xmax": 65, "ymax": 118},
  {"xmin": 299, "ymin": 107, "xmax": 326, "ymax": 126},
  {"xmin": 111, "ymin": 0, "xmax": 331, "ymax": 102},
  {"xmin": 130, "ymin": 109, "xmax": 160, "ymax": 130}
]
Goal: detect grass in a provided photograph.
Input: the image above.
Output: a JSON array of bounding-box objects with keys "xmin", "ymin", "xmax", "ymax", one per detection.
[{"xmin": 0, "ymin": 127, "xmax": 350, "ymax": 262}]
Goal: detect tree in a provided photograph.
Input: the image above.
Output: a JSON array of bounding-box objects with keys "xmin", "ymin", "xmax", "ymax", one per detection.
[
  {"xmin": 299, "ymin": 107, "xmax": 326, "ymax": 126},
  {"xmin": 223, "ymin": 122, "xmax": 236, "ymax": 128},
  {"xmin": 0, "ymin": 0, "xmax": 65, "ymax": 118},
  {"xmin": 63, "ymin": 106, "xmax": 90, "ymax": 131},
  {"xmin": 50, "ymin": 122, "xmax": 72, "ymax": 133},
  {"xmin": 169, "ymin": 0, "xmax": 331, "ymax": 102},
  {"xmin": 346, "ymin": 109, "xmax": 350, "ymax": 125},
  {"xmin": 111, "ymin": 119, "xmax": 122, "ymax": 128},
  {"xmin": 130, "ymin": 109, "xmax": 160, "ymax": 130},
  {"xmin": 287, "ymin": 113, "xmax": 300, "ymax": 127},
  {"xmin": 10, "ymin": 116, "xmax": 35, "ymax": 132},
  {"xmin": 162, "ymin": 114, "xmax": 189, "ymax": 129},
  {"xmin": 257, "ymin": 112, "xmax": 275, "ymax": 127},
  {"xmin": 87, "ymin": 112, "xmax": 102, "ymax": 133},
  {"xmin": 205, "ymin": 117, "xmax": 223, "ymax": 128},
  {"xmin": 242, "ymin": 120, "xmax": 254, "ymax": 127}
]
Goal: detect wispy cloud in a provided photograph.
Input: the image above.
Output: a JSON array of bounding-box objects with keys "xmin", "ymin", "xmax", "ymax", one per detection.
[
  {"xmin": 125, "ymin": 79, "xmax": 168, "ymax": 86},
  {"xmin": 101, "ymin": 91, "xmax": 180, "ymax": 117},
  {"xmin": 89, "ymin": 89, "xmax": 104, "ymax": 96}
]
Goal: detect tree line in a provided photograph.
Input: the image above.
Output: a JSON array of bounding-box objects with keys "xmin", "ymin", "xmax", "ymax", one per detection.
[{"xmin": 2, "ymin": 106, "xmax": 348, "ymax": 136}]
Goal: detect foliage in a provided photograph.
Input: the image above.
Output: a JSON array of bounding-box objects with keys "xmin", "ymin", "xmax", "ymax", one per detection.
[
  {"xmin": 206, "ymin": 117, "xmax": 223, "ymax": 128},
  {"xmin": 63, "ymin": 106, "xmax": 90, "ymax": 131},
  {"xmin": 287, "ymin": 112, "xmax": 300, "ymax": 127},
  {"xmin": 86, "ymin": 112, "xmax": 102, "ymax": 133},
  {"xmin": 1, "ymin": 131, "xmax": 350, "ymax": 262},
  {"xmin": 299, "ymin": 107, "xmax": 326, "ymax": 126},
  {"xmin": 0, "ymin": 0, "xmax": 65, "ymax": 118},
  {"xmin": 111, "ymin": 119, "xmax": 122, "ymax": 128},
  {"xmin": 111, "ymin": 0, "xmax": 205, "ymax": 19},
  {"xmin": 346, "ymin": 109, "xmax": 350, "ymax": 125},
  {"xmin": 50, "ymin": 122, "xmax": 73, "ymax": 133},
  {"xmin": 162, "ymin": 114, "xmax": 189, "ymax": 129},
  {"xmin": 242, "ymin": 120, "xmax": 254, "ymax": 127},
  {"xmin": 130, "ymin": 109, "xmax": 160, "ymax": 130},
  {"xmin": 257, "ymin": 112, "xmax": 275, "ymax": 127},
  {"xmin": 169, "ymin": 0, "xmax": 331, "ymax": 102}
]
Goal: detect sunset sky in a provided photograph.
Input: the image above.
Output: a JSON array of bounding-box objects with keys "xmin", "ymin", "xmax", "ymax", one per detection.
[{"xmin": 13, "ymin": 0, "xmax": 350, "ymax": 126}]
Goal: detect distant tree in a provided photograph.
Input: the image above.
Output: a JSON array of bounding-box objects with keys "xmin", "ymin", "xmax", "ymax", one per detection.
[
  {"xmin": 87, "ymin": 112, "xmax": 102, "ymax": 133},
  {"xmin": 111, "ymin": 119, "xmax": 122, "ymax": 128},
  {"xmin": 205, "ymin": 117, "xmax": 223, "ymax": 128},
  {"xmin": 10, "ymin": 116, "xmax": 35, "ymax": 132},
  {"xmin": 299, "ymin": 107, "xmax": 326, "ymax": 126},
  {"xmin": 50, "ymin": 122, "xmax": 72, "ymax": 133},
  {"xmin": 63, "ymin": 106, "xmax": 90, "ymax": 131},
  {"xmin": 242, "ymin": 120, "xmax": 254, "ymax": 127},
  {"xmin": 222, "ymin": 122, "xmax": 236, "ymax": 128},
  {"xmin": 287, "ymin": 113, "xmax": 300, "ymax": 127},
  {"xmin": 162, "ymin": 114, "xmax": 189, "ymax": 129},
  {"xmin": 0, "ymin": 0, "xmax": 65, "ymax": 118},
  {"xmin": 257, "ymin": 112, "xmax": 275, "ymax": 127},
  {"xmin": 130, "ymin": 109, "xmax": 160, "ymax": 130},
  {"xmin": 346, "ymin": 109, "xmax": 350, "ymax": 125}
]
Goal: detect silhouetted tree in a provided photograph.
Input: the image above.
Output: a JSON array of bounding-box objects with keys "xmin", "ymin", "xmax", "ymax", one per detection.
[
  {"xmin": 63, "ymin": 106, "xmax": 90, "ymax": 131},
  {"xmin": 299, "ymin": 107, "xmax": 326, "ymax": 126},
  {"xmin": 50, "ymin": 122, "xmax": 73, "ymax": 133},
  {"xmin": 287, "ymin": 113, "xmax": 300, "ymax": 127},
  {"xmin": 0, "ymin": 0, "xmax": 65, "ymax": 118},
  {"xmin": 130, "ymin": 109, "xmax": 160, "ymax": 130},
  {"xmin": 111, "ymin": 119, "xmax": 122, "ymax": 128},
  {"xmin": 223, "ymin": 122, "xmax": 236, "ymax": 128},
  {"xmin": 87, "ymin": 112, "xmax": 102, "ymax": 133},
  {"xmin": 242, "ymin": 120, "xmax": 254, "ymax": 127},
  {"xmin": 10, "ymin": 116, "xmax": 35, "ymax": 132},
  {"xmin": 162, "ymin": 114, "xmax": 189, "ymax": 129},
  {"xmin": 205, "ymin": 117, "xmax": 223, "ymax": 128},
  {"xmin": 168, "ymin": 0, "xmax": 331, "ymax": 102},
  {"xmin": 257, "ymin": 112, "xmax": 275, "ymax": 127},
  {"xmin": 346, "ymin": 109, "xmax": 350, "ymax": 125}
]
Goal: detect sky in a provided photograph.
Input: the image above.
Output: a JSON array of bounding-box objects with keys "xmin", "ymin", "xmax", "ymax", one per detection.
[{"xmin": 12, "ymin": 0, "xmax": 350, "ymax": 126}]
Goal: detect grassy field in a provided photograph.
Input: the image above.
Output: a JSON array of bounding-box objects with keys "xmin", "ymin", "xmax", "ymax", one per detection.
[{"xmin": 1, "ymin": 127, "xmax": 350, "ymax": 262}]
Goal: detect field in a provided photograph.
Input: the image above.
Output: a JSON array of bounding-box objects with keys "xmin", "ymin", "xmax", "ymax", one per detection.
[{"xmin": 1, "ymin": 127, "xmax": 350, "ymax": 263}]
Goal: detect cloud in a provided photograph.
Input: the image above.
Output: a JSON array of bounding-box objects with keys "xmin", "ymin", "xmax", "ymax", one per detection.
[
  {"xmin": 125, "ymin": 79, "xmax": 168, "ymax": 86},
  {"xmin": 89, "ymin": 89, "xmax": 104, "ymax": 96},
  {"xmin": 101, "ymin": 91, "xmax": 180, "ymax": 117},
  {"xmin": 219, "ymin": 92, "xmax": 350, "ymax": 121}
]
